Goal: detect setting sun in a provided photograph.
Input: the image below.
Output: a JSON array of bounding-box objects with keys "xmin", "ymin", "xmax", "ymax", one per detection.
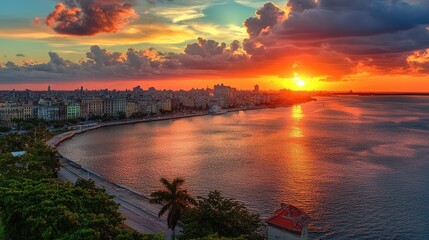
[
  {"xmin": 295, "ymin": 76, "xmax": 306, "ymax": 87},
  {"xmin": 293, "ymin": 71, "xmax": 306, "ymax": 87}
]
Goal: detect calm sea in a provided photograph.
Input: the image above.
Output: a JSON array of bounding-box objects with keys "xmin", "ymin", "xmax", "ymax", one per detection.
[{"xmin": 58, "ymin": 96, "xmax": 429, "ymax": 239}]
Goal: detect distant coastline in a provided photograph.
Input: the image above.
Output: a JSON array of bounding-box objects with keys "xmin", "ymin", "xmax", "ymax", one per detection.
[{"xmin": 327, "ymin": 92, "xmax": 429, "ymax": 96}]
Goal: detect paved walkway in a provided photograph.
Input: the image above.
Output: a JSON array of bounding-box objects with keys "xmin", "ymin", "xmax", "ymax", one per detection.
[
  {"xmin": 47, "ymin": 115, "xmax": 210, "ymax": 238},
  {"xmin": 58, "ymin": 158, "xmax": 173, "ymax": 237}
]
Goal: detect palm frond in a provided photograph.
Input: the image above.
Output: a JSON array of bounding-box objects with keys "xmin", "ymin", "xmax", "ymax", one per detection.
[
  {"xmin": 160, "ymin": 178, "xmax": 171, "ymax": 189},
  {"xmin": 149, "ymin": 190, "xmax": 171, "ymax": 204},
  {"xmin": 158, "ymin": 203, "xmax": 171, "ymax": 217}
]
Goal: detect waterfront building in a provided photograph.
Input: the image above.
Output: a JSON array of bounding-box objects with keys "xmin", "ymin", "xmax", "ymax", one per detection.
[
  {"xmin": 214, "ymin": 84, "xmax": 236, "ymax": 107},
  {"xmin": 66, "ymin": 103, "xmax": 81, "ymax": 119},
  {"xmin": 126, "ymin": 101, "xmax": 139, "ymax": 117},
  {"xmin": 195, "ymin": 96, "xmax": 210, "ymax": 109},
  {"xmin": 0, "ymin": 103, "xmax": 33, "ymax": 125},
  {"xmin": 146, "ymin": 103, "xmax": 159, "ymax": 114},
  {"xmin": 35, "ymin": 105, "xmax": 60, "ymax": 121},
  {"xmin": 81, "ymin": 97, "xmax": 103, "ymax": 118},
  {"xmin": 266, "ymin": 204, "xmax": 309, "ymax": 240},
  {"xmin": 115, "ymin": 98, "xmax": 127, "ymax": 116},
  {"xmin": 179, "ymin": 96, "xmax": 195, "ymax": 108},
  {"xmin": 161, "ymin": 99, "xmax": 172, "ymax": 112}
]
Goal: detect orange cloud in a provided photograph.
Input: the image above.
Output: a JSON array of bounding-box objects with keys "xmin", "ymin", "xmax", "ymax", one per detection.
[
  {"xmin": 45, "ymin": 0, "xmax": 138, "ymax": 36},
  {"xmin": 407, "ymin": 49, "xmax": 429, "ymax": 64}
]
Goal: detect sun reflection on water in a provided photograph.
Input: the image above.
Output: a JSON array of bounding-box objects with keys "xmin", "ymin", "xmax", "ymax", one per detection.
[
  {"xmin": 291, "ymin": 105, "xmax": 304, "ymax": 138},
  {"xmin": 292, "ymin": 105, "xmax": 303, "ymax": 119}
]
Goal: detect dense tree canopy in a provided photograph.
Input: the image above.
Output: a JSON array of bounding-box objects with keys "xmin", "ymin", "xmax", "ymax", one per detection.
[
  {"xmin": 0, "ymin": 179, "xmax": 124, "ymax": 240},
  {"xmin": 0, "ymin": 142, "xmax": 59, "ymax": 180},
  {"xmin": 180, "ymin": 191, "xmax": 263, "ymax": 240},
  {"xmin": 189, "ymin": 234, "xmax": 247, "ymax": 240},
  {"xmin": 0, "ymin": 124, "xmax": 169, "ymax": 240}
]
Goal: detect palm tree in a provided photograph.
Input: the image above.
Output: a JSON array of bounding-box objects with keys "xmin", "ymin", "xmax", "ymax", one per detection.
[{"xmin": 150, "ymin": 177, "xmax": 195, "ymax": 240}]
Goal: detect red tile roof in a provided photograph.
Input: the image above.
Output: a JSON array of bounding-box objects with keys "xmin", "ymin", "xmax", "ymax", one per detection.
[{"xmin": 266, "ymin": 204, "xmax": 309, "ymax": 233}]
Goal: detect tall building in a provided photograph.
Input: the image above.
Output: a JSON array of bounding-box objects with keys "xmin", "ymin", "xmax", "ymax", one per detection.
[
  {"xmin": 254, "ymin": 84, "xmax": 260, "ymax": 93},
  {"xmin": 126, "ymin": 101, "xmax": 139, "ymax": 117},
  {"xmin": 214, "ymin": 84, "xmax": 236, "ymax": 107},
  {"xmin": 80, "ymin": 97, "xmax": 103, "ymax": 118},
  {"xmin": 102, "ymin": 98, "xmax": 126, "ymax": 117},
  {"xmin": 133, "ymin": 86, "xmax": 143, "ymax": 92}
]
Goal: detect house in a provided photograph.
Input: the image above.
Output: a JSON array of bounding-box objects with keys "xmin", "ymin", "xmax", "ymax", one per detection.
[{"xmin": 266, "ymin": 204, "xmax": 309, "ymax": 240}]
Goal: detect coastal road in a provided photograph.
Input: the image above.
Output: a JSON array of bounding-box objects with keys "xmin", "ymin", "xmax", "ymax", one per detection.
[{"xmin": 58, "ymin": 159, "xmax": 173, "ymax": 238}]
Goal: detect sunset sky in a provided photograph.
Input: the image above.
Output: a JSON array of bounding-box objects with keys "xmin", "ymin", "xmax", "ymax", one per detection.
[{"xmin": 1, "ymin": 0, "xmax": 429, "ymax": 91}]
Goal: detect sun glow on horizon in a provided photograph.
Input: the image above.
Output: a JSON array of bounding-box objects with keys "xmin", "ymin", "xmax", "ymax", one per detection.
[
  {"xmin": 294, "ymin": 72, "xmax": 306, "ymax": 87},
  {"xmin": 295, "ymin": 76, "xmax": 306, "ymax": 87}
]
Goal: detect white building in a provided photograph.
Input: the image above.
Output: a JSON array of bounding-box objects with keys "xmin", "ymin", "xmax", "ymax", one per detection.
[
  {"xmin": 266, "ymin": 204, "xmax": 309, "ymax": 240},
  {"xmin": 102, "ymin": 98, "xmax": 126, "ymax": 117}
]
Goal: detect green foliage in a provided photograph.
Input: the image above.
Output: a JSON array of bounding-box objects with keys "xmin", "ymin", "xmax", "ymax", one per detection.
[
  {"xmin": 0, "ymin": 126, "xmax": 50, "ymax": 154},
  {"xmin": 180, "ymin": 191, "xmax": 263, "ymax": 240},
  {"xmin": 0, "ymin": 126, "xmax": 10, "ymax": 133},
  {"xmin": 115, "ymin": 231, "xmax": 166, "ymax": 240},
  {"xmin": 13, "ymin": 118, "xmax": 80, "ymax": 131},
  {"xmin": 130, "ymin": 112, "xmax": 145, "ymax": 119},
  {"xmin": 0, "ymin": 141, "xmax": 59, "ymax": 179},
  {"xmin": 0, "ymin": 133, "xmax": 29, "ymax": 153},
  {"xmin": 189, "ymin": 234, "xmax": 247, "ymax": 240},
  {"xmin": 0, "ymin": 125, "xmax": 166, "ymax": 240},
  {"xmin": 13, "ymin": 119, "xmax": 47, "ymax": 131},
  {"xmin": 0, "ymin": 178, "xmax": 124, "ymax": 240},
  {"xmin": 150, "ymin": 178, "xmax": 196, "ymax": 239},
  {"xmin": 101, "ymin": 114, "xmax": 113, "ymax": 122},
  {"xmin": 118, "ymin": 111, "xmax": 127, "ymax": 120},
  {"xmin": 49, "ymin": 119, "xmax": 80, "ymax": 129},
  {"xmin": 0, "ymin": 220, "xmax": 4, "ymax": 240}
]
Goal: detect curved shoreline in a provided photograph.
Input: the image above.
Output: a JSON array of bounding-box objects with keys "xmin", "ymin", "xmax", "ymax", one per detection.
[
  {"xmin": 47, "ymin": 112, "xmax": 209, "ymax": 148},
  {"xmin": 46, "ymin": 103, "xmax": 309, "ymax": 235},
  {"xmin": 46, "ymin": 114, "xmax": 217, "ymax": 236},
  {"xmin": 47, "ymin": 104, "xmax": 289, "ymax": 149}
]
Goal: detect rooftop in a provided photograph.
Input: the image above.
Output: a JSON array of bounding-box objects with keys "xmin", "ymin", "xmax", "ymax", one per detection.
[{"xmin": 266, "ymin": 204, "xmax": 309, "ymax": 234}]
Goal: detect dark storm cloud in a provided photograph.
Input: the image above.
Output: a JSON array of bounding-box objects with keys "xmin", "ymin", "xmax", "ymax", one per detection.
[
  {"xmin": 243, "ymin": 2, "xmax": 286, "ymax": 37},
  {"xmin": 287, "ymin": 0, "xmax": 317, "ymax": 12},
  {"xmin": 277, "ymin": 0, "xmax": 429, "ymax": 39},
  {"xmin": 241, "ymin": 0, "xmax": 429, "ymax": 78},
  {"xmin": 45, "ymin": 0, "xmax": 138, "ymax": 36}
]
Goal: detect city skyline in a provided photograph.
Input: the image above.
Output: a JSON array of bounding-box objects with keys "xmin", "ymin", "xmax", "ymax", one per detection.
[
  {"xmin": 1, "ymin": 82, "xmax": 309, "ymax": 126},
  {"xmin": 1, "ymin": 0, "xmax": 429, "ymax": 91}
]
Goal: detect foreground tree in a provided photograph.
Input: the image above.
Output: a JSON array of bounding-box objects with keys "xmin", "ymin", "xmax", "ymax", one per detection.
[
  {"xmin": 180, "ymin": 191, "xmax": 263, "ymax": 240},
  {"xmin": 0, "ymin": 142, "xmax": 59, "ymax": 180},
  {"xmin": 150, "ymin": 178, "xmax": 196, "ymax": 240},
  {"xmin": 0, "ymin": 178, "xmax": 123, "ymax": 240}
]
